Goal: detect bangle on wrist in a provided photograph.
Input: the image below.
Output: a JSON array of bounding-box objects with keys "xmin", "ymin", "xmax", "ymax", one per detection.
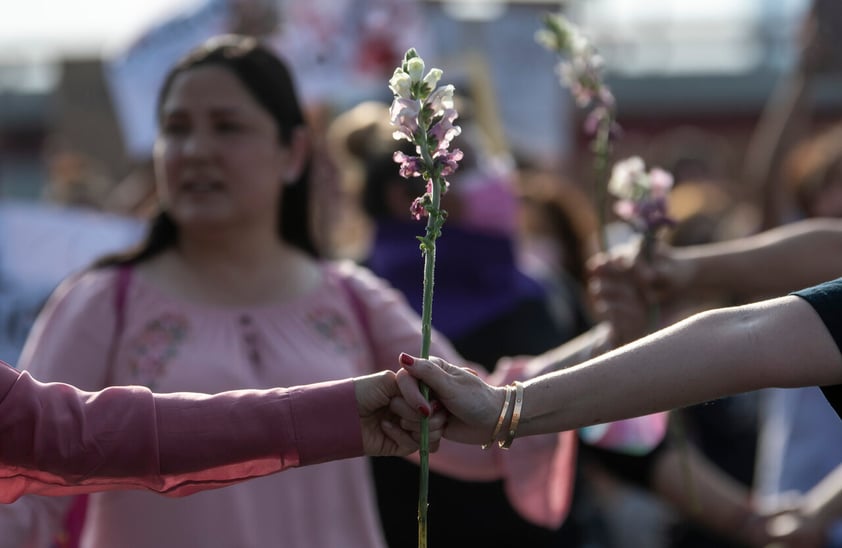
[
  {"xmin": 499, "ymin": 381, "xmax": 524, "ymax": 449},
  {"xmin": 482, "ymin": 385, "xmax": 513, "ymax": 450}
]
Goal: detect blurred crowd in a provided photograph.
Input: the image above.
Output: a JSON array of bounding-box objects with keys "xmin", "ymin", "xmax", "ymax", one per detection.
[{"xmin": 2, "ymin": 0, "xmax": 842, "ymax": 547}]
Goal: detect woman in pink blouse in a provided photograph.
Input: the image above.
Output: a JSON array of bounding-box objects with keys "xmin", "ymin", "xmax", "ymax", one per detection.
[
  {"xmin": 0, "ymin": 362, "xmax": 440, "ymax": 503},
  {"xmin": 0, "ymin": 35, "xmax": 573, "ymax": 548}
]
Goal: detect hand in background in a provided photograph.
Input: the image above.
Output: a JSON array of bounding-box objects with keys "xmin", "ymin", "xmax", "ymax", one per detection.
[
  {"xmin": 587, "ymin": 247, "xmax": 653, "ymax": 345},
  {"xmin": 764, "ymin": 510, "xmax": 828, "ymax": 548},
  {"xmin": 754, "ymin": 493, "xmax": 828, "ymax": 548}
]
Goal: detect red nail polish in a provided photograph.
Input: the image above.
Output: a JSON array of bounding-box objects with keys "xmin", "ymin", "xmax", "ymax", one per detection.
[
  {"xmin": 418, "ymin": 405, "xmax": 430, "ymax": 417},
  {"xmin": 400, "ymin": 353, "xmax": 414, "ymax": 366}
]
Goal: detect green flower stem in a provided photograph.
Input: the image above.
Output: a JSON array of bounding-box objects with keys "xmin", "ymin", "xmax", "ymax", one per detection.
[
  {"xmin": 641, "ymin": 231, "xmax": 660, "ymax": 331},
  {"xmin": 416, "ymin": 128, "xmax": 442, "ymax": 548},
  {"xmin": 592, "ymin": 115, "xmax": 613, "ymax": 253},
  {"xmin": 417, "ymin": 220, "xmax": 434, "ymax": 548}
]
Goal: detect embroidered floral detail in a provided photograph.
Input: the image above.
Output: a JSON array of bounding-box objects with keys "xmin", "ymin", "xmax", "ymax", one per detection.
[
  {"xmin": 127, "ymin": 313, "xmax": 189, "ymax": 389},
  {"xmin": 307, "ymin": 307, "xmax": 361, "ymax": 354},
  {"xmin": 238, "ymin": 315, "xmax": 264, "ymax": 370}
]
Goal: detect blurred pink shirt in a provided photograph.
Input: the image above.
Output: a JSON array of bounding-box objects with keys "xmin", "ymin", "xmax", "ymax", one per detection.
[{"xmin": 1, "ymin": 261, "xmax": 574, "ymax": 548}]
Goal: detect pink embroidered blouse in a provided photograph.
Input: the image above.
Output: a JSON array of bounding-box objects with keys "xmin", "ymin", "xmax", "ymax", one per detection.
[{"xmin": 0, "ymin": 261, "xmax": 575, "ymax": 548}]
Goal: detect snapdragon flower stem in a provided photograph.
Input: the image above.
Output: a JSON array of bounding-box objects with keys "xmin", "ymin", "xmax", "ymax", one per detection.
[
  {"xmin": 418, "ymin": 237, "xmax": 433, "ymax": 548},
  {"xmin": 593, "ymin": 116, "xmax": 612, "ymax": 253},
  {"xmin": 416, "ymin": 131, "xmax": 441, "ymax": 548},
  {"xmin": 642, "ymin": 232, "xmax": 660, "ymax": 330}
]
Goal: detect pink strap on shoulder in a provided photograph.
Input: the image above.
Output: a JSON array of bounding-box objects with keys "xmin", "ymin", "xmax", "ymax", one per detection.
[
  {"xmin": 114, "ymin": 266, "xmax": 132, "ymax": 331},
  {"xmin": 103, "ymin": 265, "xmax": 132, "ymax": 386},
  {"xmin": 53, "ymin": 265, "xmax": 133, "ymax": 548}
]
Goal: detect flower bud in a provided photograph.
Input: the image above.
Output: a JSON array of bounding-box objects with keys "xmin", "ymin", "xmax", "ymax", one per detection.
[
  {"xmin": 406, "ymin": 57, "xmax": 425, "ymax": 84},
  {"xmin": 389, "ymin": 68, "xmax": 412, "ymax": 99},
  {"xmin": 422, "ymin": 68, "xmax": 443, "ymax": 91}
]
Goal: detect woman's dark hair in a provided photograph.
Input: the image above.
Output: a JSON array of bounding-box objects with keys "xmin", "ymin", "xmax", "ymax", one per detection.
[{"xmin": 96, "ymin": 35, "xmax": 317, "ymax": 268}]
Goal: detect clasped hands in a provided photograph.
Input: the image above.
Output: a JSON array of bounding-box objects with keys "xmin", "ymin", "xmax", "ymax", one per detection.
[
  {"xmin": 354, "ymin": 354, "xmax": 508, "ymax": 457},
  {"xmin": 359, "ymin": 354, "xmax": 511, "ymax": 457}
]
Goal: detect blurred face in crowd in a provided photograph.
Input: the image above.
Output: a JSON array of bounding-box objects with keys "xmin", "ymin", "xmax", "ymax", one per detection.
[{"xmin": 154, "ymin": 65, "xmax": 297, "ymax": 232}]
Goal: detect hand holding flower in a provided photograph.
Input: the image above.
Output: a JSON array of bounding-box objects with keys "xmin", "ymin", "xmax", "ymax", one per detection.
[
  {"xmin": 586, "ymin": 251, "xmax": 650, "ymax": 347},
  {"xmin": 629, "ymin": 242, "xmax": 700, "ymax": 306},
  {"xmin": 394, "ymin": 354, "xmax": 507, "ymax": 447},
  {"xmin": 354, "ymin": 370, "xmax": 446, "ymax": 457}
]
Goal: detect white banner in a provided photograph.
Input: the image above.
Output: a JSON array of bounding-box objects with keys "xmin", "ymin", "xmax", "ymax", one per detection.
[
  {"xmin": 103, "ymin": 0, "xmax": 231, "ymax": 160},
  {"xmin": 0, "ymin": 201, "xmax": 145, "ymax": 364},
  {"xmin": 103, "ymin": 0, "xmax": 428, "ymax": 160}
]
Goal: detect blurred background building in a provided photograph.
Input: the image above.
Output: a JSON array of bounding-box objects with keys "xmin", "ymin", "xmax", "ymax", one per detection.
[
  {"xmin": 0, "ymin": 0, "xmax": 840, "ymax": 361},
  {"xmin": 1, "ymin": 0, "xmax": 838, "ymax": 202}
]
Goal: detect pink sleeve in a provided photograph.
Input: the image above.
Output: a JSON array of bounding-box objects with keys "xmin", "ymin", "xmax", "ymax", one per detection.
[
  {"xmin": 336, "ymin": 262, "xmax": 577, "ymax": 529},
  {"xmin": 0, "ymin": 363, "xmax": 362, "ymax": 502}
]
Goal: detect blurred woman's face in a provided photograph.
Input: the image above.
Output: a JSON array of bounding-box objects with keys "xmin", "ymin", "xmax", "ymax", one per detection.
[{"xmin": 154, "ymin": 65, "xmax": 291, "ymax": 232}]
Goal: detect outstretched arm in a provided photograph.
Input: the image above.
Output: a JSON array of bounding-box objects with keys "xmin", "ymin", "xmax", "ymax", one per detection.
[
  {"xmin": 0, "ymin": 364, "xmax": 437, "ymax": 502},
  {"xmin": 396, "ymin": 294, "xmax": 842, "ymax": 445},
  {"xmin": 623, "ymin": 218, "xmax": 842, "ymax": 302},
  {"xmin": 521, "ymin": 296, "xmax": 842, "ymax": 436}
]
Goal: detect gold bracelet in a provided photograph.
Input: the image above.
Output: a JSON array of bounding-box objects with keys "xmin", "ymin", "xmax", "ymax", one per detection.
[
  {"xmin": 482, "ymin": 385, "xmax": 513, "ymax": 450},
  {"xmin": 499, "ymin": 381, "xmax": 524, "ymax": 449}
]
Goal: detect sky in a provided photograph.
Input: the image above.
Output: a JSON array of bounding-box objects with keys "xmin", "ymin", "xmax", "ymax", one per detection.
[
  {"xmin": 0, "ymin": 0, "xmax": 809, "ymax": 70},
  {"xmin": 0, "ymin": 0, "xmax": 200, "ymax": 61}
]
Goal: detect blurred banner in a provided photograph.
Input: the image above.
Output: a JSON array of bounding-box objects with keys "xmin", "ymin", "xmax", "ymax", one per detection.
[
  {"xmin": 104, "ymin": 0, "xmax": 427, "ymax": 161},
  {"xmin": 103, "ymin": 0, "xmax": 231, "ymax": 160},
  {"xmin": 267, "ymin": 0, "xmax": 428, "ymax": 107},
  {"xmin": 0, "ymin": 201, "xmax": 145, "ymax": 364}
]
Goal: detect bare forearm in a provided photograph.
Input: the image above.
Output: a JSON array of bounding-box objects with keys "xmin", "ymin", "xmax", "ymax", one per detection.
[
  {"xmin": 518, "ymin": 297, "xmax": 842, "ymax": 437},
  {"xmin": 682, "ymin": 218, "xmax": 842, "ymax": 297}
]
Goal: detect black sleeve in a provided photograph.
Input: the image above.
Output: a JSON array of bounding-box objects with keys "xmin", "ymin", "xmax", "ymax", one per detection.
[{"xmin": 792, "ymin": 278, "xmax": 842, "ymax": 420}]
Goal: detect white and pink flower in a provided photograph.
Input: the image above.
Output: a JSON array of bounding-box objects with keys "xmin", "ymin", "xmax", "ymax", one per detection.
[
  {"xmin": 608, "ymin": 156, "xmax": 675, "ymax": 234},
  {"xmin": 388, "ymin": 48, "xmax": 462, "ymax": 220}
]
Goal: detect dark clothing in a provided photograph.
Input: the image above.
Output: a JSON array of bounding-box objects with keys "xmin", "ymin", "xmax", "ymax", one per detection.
[
  {"xmin": 367, "ymin": 220, "xmax": 562, "ymax": 340},
  {"xmin": 793, "ymin": 278, "xmax": 842, "ymax": 418},
  {"xmin": 366, "ymin": 220, "xmax": 669, "ymax": 548},
  {"xmin": 367, "ymin": 221, "xmax": 597, "ymax": 547}
]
